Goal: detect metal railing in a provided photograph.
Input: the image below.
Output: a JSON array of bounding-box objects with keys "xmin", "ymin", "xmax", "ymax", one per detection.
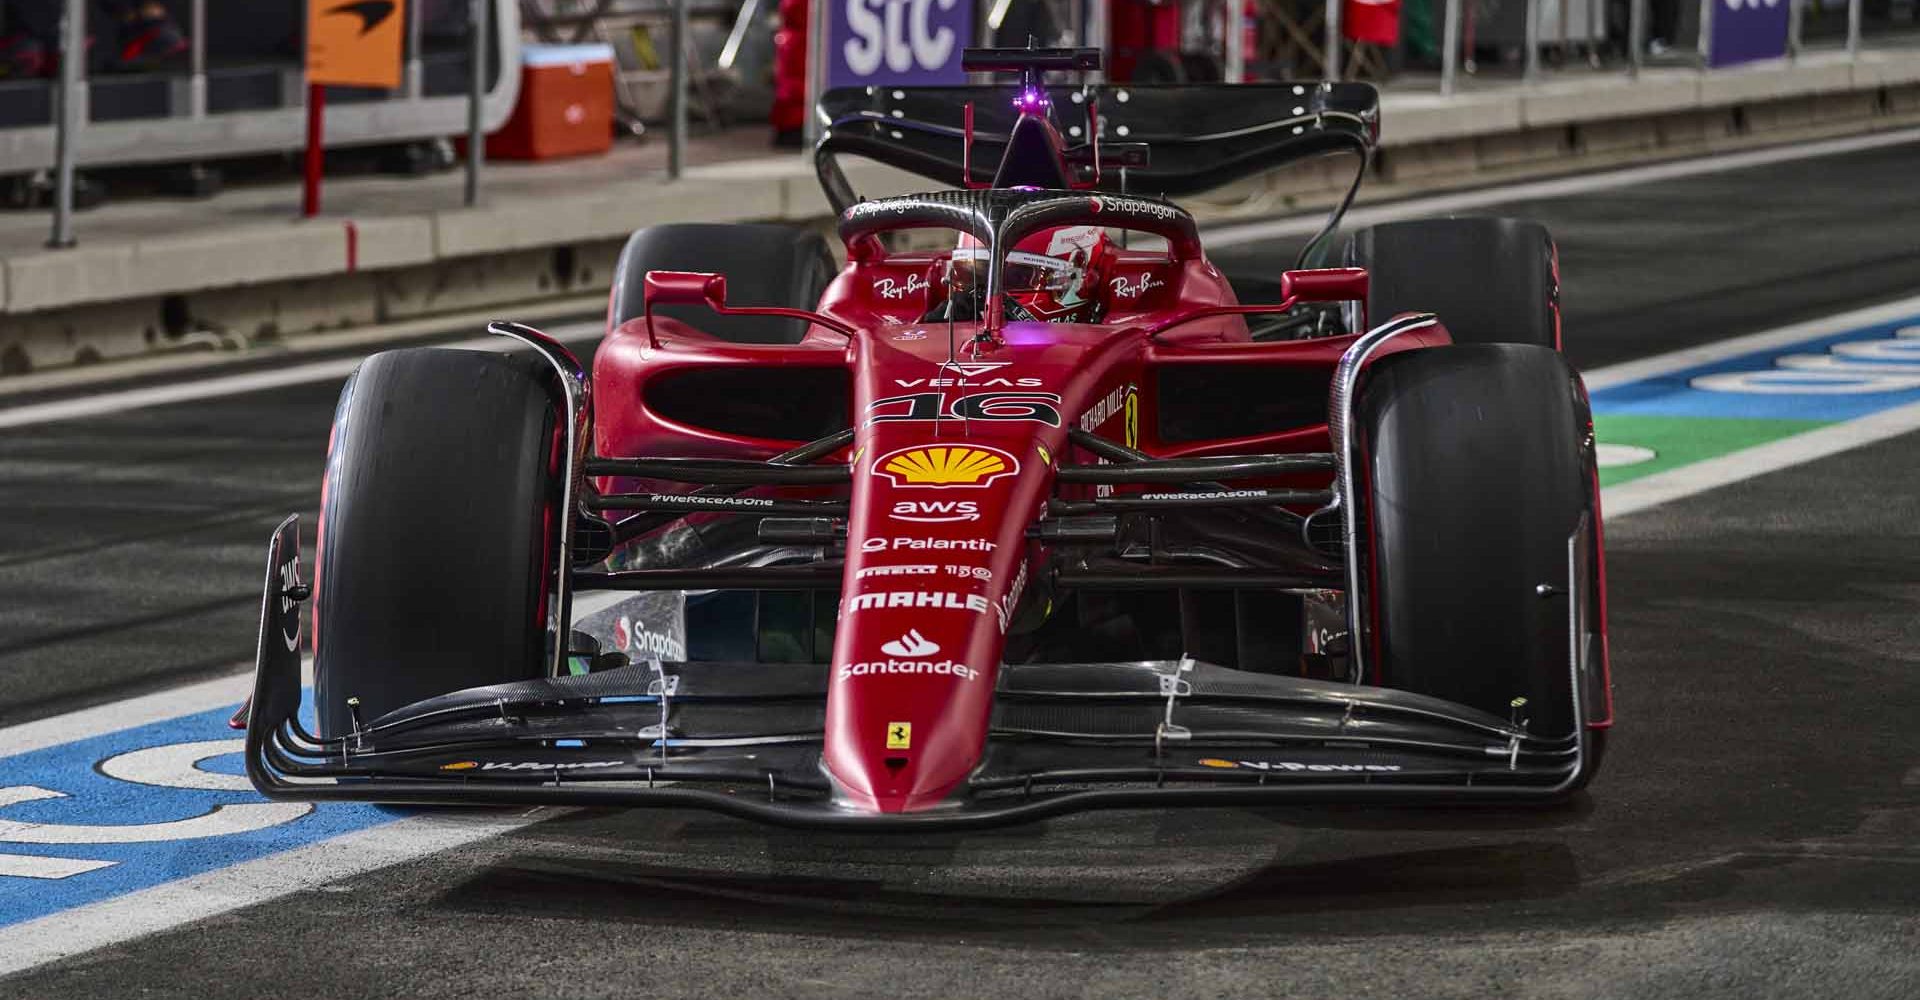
[{"xmin": 29, "ymin": 0, "xmax": 523, "ymax": 247}]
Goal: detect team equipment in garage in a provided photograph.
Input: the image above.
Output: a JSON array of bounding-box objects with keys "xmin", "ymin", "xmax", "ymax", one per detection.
[{"xmin": 242, "ymin": 46, "xmax": 1612, "ymax": 829}]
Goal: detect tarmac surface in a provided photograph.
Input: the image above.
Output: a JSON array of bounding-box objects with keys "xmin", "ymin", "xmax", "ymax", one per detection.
[{"xmin": 1, "ymin": 138, "xmax": 1918, "ymax": 998}]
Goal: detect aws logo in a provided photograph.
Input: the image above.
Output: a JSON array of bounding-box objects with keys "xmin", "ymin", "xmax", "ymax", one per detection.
[{"xmin": 873, "ymin": 445, "xmax": 1016, "ymax": 488}]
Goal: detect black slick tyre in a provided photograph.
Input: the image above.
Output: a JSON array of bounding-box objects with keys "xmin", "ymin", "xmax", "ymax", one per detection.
[
  {"xmin": 313, "ymin": 348, "xmax": 560, "ymax": 738},
  {"xmin": 1346, "ymin": 217, "xmax": 1561, "ymax": 349},
  {"xmin": 608, "ymin": 223, "xmax": 835, "ymax": 344},
  {"xmin": 1356, "ymin": 343, "xmax": 1599, "ymax": 741}
]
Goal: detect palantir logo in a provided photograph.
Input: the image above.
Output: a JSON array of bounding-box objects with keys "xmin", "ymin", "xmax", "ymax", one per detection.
[{"xmin": 881, "ymin": 629, "xmax": 940, "ymax": 657}]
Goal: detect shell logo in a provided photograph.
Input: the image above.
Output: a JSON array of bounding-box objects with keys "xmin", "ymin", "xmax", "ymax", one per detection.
[{"xmin": 874, "ymin": 445, "xmax": 1018, "ymax": 488}]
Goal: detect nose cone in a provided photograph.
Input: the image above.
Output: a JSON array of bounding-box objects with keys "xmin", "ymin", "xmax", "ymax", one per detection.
[{"xmin": 823, "ymin": 437, "xmax": 1047, "ymax": 815}]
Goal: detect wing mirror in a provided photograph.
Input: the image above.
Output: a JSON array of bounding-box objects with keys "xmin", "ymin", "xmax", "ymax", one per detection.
[
  {"xmin": 1279, "ymin": 267, "xmax": 1368, "ymax": 303},
  {"xmin": 641, "ymin": 270, "xmax": 854, "ymax": 346}
]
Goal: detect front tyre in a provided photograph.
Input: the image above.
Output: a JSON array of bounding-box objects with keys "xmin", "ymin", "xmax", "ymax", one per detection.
[
  {"xmin": 1357, "ymin": 343, "xmax": 1601, "ymax": 742},
  {"xmin": 313, "ymin": 348, "xmax": 560, "ymax": 738}
]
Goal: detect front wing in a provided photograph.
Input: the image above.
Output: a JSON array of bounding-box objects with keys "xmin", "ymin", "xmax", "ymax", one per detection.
[{"xmin": 246, "ymin": 524, "xmax": 1600, "ymax": 831}]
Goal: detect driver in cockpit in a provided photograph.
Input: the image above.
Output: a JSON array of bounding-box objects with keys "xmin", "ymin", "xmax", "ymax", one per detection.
[{"xmin": 928, "ymin": 225, "xmax": 1117, "ymax": 324}]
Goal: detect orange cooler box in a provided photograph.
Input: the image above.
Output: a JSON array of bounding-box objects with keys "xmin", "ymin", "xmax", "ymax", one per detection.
[{"xmin": 487, "ymin": 43, "xmax": 615, "ymax": 160}]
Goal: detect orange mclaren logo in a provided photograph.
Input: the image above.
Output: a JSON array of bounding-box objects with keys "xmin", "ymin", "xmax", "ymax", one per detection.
[{"xmin": 873, "ymin": 445, "xmax": 1017, "ymax": 488}]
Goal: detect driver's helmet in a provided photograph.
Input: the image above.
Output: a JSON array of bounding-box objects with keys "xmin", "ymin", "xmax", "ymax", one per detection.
[{"xmin": 947, "ymin": 225, "xmax": 1114, "ymax": 323}]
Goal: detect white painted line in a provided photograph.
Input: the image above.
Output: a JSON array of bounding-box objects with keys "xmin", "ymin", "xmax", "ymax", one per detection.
[
  {"xmin": 1602, "ymin": 398, "xmax": 1920, "ymax": 518},
  {"xmin": 0, "ymin": 794, "xmax": 311, "ymax": 845},
  {"xmin": 0, "ymin": 855, "xmax": 116, "ymax": 880},
  {"xmin": 1203, "ymin": 125, "xmax": 1920, "ymax": 249},
  {"xmin": 0, "ymin": 321, "xmax": 601, "ymax": 432},
  {"xmin": 1581, "ymin": 294, "xmax": 1920, "ymax": 390},
  {"xmin": 0, "ymin": 810, "xmax": 545, "ymax": 977},
  {"xmin": 0, "ymin": 673, "xmax": 253, "ymax": 759}
]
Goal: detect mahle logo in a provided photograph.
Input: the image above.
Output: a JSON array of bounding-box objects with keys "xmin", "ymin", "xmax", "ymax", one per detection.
[{"xmin": 874, "ymin": 445, "xmax": 1015, "ymax": 487}]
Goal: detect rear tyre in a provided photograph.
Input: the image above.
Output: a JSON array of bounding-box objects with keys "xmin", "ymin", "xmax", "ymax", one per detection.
[
  {"xmin": 1357, "ymin": 343, "xmax": 1598, "ymax": 739},
  {"xmin": 608, "ymin": 223, "xmax": 835, "ymax": 344},
  {"xmin": 1345, "ymin": 217, "xmax": 1561, "ymax": 349},
  {"xmin": 313, "ymin": 348, "xmax": 559, "ymax": 738}
]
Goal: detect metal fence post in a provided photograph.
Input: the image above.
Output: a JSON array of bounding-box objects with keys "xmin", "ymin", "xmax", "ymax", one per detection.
[
  {"xmin": 1846, "ymin": 0, "xmax": 1861, "ymax": 58},
  {"xmin": 1441, "ymin": 0, "xmax": 1462, "ymax": 94},
  {"xmin": 408, "ymin": 0, "xmax": 426, "ymax": 97},
  {"xmin": 466, "ymin": 0, "xmax": 488, "ymax": 206},
  {"xmin": 1325, "ymin": 0, "xmax": 1342, "ymax": 80},
  {"xmin": 1524, "ymin": 0, "xmax": 1541, "ymax": 82},
  {"xmin": 1628, "ymin": 0, "xmax": 1645, "ymax": 77},
  {"xmin": 189, "ymin": 0, "xmax": 206, "ymax": 116},
  {"xmin": 803, "ymin": 0, "xmax": 827, "ymax": 147},
  {"xmin": 48, "ymin": 0, "xmax": 84, "ymax": 249},
  {"xmin": 670, "ymin": 0, "xmax": 688, "ymax": 179},
  {"xmin": 1224, "ymin": 0, "xmax": 1245, "ymax": 83},
  {"xmin": 1696, "ymin": 0, "xmax": 1713, "ymax": 69},
  {"xmin": 1788, "ymin": 0, "xmax": 1802, "ymax": 60},
  {"xmin": 1087, "ymin": 0, "xmax": 1109, "ymax": 81}
]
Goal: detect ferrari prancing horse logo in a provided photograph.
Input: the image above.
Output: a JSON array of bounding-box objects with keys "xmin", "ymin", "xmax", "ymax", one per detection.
[{"xmin": 885, "ymin": 722, "xmax": 912, "ymax": 749}]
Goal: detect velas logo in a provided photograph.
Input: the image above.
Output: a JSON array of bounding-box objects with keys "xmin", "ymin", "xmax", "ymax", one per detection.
[
  {"xmin": 944, "ymin": 362, "xmax": 1009, "ymax": 377},
  {"xmin": 880, "ymin": 629, "xmax": 939, "ymax": 656},
  {"xmin": 874, "ymin": 445, "xmax": 1016, "ymax": 487}
]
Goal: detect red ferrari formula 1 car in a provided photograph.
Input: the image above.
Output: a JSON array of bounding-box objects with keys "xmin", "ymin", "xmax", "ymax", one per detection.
[{"xmin": 244, "ymin": 47, "xmax": 1612, "ymax": 828}]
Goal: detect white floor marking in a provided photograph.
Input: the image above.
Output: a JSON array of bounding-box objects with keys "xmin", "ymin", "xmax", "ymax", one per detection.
[
  {"xmin": 1602, "ymin": 398, "xmax": 1920, "ymax": 518},
  {"xmin": 0, "ymin": 794, "xmax": 312, "ymax": 845},
  {"xmin": 0, "ymin": 855, "xmax": 117, "ymax": 880},
  {"xmin": 1595, "ymin": 444, "xmax": 1657, "ymax": 468},
  {"xmin": 0, "ymin": 673, "xmax": 253, "ymax": 759},
  {"xmin": 1202, "ymin": 126, "xmax": 1920, "ymax": 249},
  {"xmin": 95, "ymin": 739, "xmax": 255, "ymax": 792},
  {"xmin": 1580, "ymin": 295, "xmax": 1920, "ymax": 390},
  {"xmin": 0, "ymin": 321, "xmax": 601, "ymax": 432},
  {"xmin": 0, "ymin": 811, "xmax": 541, "ymax": 977}
]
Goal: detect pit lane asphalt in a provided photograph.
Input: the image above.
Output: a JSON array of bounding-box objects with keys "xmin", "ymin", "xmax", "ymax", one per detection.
[{"xmin": 2, "ymin": 138, "xmax": 1919, "ymax": 998}]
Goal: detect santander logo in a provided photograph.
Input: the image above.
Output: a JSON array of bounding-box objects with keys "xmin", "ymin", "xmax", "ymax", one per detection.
[{"xmin": 880, "ymin": 629, "xmax": 940, "ymax": 657}]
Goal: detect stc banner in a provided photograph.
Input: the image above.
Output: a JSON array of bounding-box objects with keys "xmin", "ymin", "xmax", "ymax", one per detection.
[
  {"xmin": 1709, "ymin": 0, "xmax": 1790, "ymax": 68},
  {"xmin": 827, "ymin": 0, "xmax": 975, "ymax": 89}
]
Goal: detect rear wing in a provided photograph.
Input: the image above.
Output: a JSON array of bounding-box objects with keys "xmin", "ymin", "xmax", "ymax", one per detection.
[{"xmin": 813, "ymin": 81, "xmax": 1379, "ymax": 215}]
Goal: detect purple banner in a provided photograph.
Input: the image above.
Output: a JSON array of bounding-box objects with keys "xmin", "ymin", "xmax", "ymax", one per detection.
[
  {"xmin": 1708, "ymin": 0, "xmax": 1791, "ymax": 68},
  {"xmin": 826, "ymin": 0, "xmax": 975, "ymax": 89}
]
